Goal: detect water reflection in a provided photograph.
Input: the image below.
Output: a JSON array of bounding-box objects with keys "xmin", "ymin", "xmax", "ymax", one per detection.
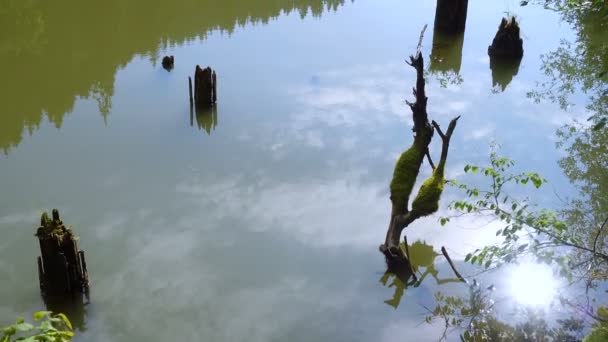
[
  {"xmin": 190, "ymin": 106, "xmax": 219, "ymax": 135},
  {"xmin": 430, "ymin": 30, "xmax": 465, "ymax": 87},
  {"xmin": 43, "ymin": 294, "xmax": 88, "ymax": 332},
  {"xmin": 0, "ymin": 0, "xmax": 348, "ymax": 155},
  {"xmin": 490, "ymin": 57, "xmax": 522, "ymax": 92},
  {"xmin": 380, "ymin": 240, "xmax": 462, "ymax": 308}
]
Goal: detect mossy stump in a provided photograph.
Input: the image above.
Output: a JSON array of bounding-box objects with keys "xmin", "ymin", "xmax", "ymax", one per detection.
[
  {"xmin": 488, "ymin": 17, "xmax": 524, "ymax": 59},
  {"xmin": 193, "ymin": 65, "xmax": 217, "ymax": 109},
  {"xmin": 36, "ymin": 210, "xmax": 89, "ymax": 298}
]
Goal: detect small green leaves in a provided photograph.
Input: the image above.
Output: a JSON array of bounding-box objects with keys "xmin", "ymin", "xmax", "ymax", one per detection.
[
  {"xmin": 2, "ymin": 312, "xmax": 73, "ymax": 342},
  {"xmin": 33, "ymin": 311, "xmax": 51, "ymax": 322},
  {"xmin": 55, "ymin": 314, "xmax": 73, "ymax": 331},
  {"xmin": 464, "ymin": 165, "xmax": 479, "ymax": 174},
  {"xmin": 592, "ymin": 117, "xmax": 607, "ymax": 131},
  {"xmin": 14, "ymin": 322, "xmax": 33, "ymax": 332}
]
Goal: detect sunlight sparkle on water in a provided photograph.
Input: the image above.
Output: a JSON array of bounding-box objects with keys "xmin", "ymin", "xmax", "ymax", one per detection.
[{"xmin": 508, "ymin": 262, "xmax": 558, "ymax": 307}]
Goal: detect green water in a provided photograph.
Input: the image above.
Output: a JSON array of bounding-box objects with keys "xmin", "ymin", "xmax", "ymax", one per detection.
[{"xmin": 0, "ymin": 0, "xmax": 600, "ymax": 341}]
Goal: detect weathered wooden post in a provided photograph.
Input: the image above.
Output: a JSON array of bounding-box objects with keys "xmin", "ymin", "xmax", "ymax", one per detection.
[
  {"xmin": 36, "ymin": 209, "xmax": 89, "ymax": 298},
  {"xmin": 433, "ymin": 0, "xmax": 469, "ymax": 34},
  {"xmin": 193, "ymin": 65, "xmax": 217, "ymax": 109},
  {"xmin": 488, "ymin": 17, "xmax": 524, "ymax": 59}
]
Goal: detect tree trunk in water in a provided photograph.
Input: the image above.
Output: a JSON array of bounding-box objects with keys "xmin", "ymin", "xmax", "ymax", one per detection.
[
  {"xmin": 434, "ymin": 0, "xmax": 469, "ymax": 34},
  {"xmin": 36, "ymin": 210, "xmax": 89, "ymax": 298}
]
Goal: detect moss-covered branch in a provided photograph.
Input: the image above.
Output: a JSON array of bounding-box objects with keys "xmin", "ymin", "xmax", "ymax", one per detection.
[{"xmin": 381, "ymin": 27, "xmax": 460, "ymax": 268}]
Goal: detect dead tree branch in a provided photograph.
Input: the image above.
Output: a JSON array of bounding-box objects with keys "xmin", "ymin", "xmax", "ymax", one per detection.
[
  {"xmin": 380, "ymin": 25, "xmax": 461, "ymax": 287},
  {"xmin": 441, "ymin": 247, "xmax": 466, "ymax": 283}
]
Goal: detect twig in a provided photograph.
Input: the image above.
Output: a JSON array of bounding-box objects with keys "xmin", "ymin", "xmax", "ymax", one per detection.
[
  {"xmin": 425, "ymin": 148, "xmax": 436, "ymax": 170},
  {"xmin": 414, "ymin": 24, "xmax": 428, "ymax": 59},
  {"xmin": 404, "ymin": 235, "xmax": 419, "ymax": 283},
  {"xmin": 441, "ymin": 247, "xmax": 466, "ymax": 283},
  {"xmin": 592, "ymin": 216, "xmax": 608, "ymax": 254}
]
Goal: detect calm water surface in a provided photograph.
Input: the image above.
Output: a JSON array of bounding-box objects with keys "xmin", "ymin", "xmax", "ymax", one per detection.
[{"xmin": 0, "ymin": 0, "xmax": 593, "ymax": 340}]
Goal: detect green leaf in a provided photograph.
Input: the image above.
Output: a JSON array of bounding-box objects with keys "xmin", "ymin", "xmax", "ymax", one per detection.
[
  {"xmin": 55, "ymin": 313, "xmax": 73, "ymax": 331},
  {"xmin": 485, "ymin": 260, "xmax": 492, "ymax": 269},
  {"xmin": 465, "ymin": 253, "xmax": 472, "ymax": 262},
  {"xmin": 593, "ymin": 118, "xmax": 606, "ymax": 131},
  {"xmin": 464, "ymin": 165, "xmax": 470, "ymax": 173},
  {"xmin": 517, "ymin": 244, "xmax": 528, "ymax": 252},
  {"xmin": 2, "ymin": 326, "xmax": 16, "ymax": 337},
  {"xmin": 33, "ymin": 311, "xmax": 51, "ymax": 321},
  {"xmin": 15, "ymin": 323, "xmax": 34, "ymax": 332}
]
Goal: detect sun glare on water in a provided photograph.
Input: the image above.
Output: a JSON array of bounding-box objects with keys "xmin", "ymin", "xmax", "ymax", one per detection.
[{"xmin": 508, "ymin": 262, "xmax": 559, "ymax": 307}]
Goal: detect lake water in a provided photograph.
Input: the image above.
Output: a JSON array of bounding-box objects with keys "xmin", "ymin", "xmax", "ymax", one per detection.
[{"xmin": 0, "ymin": 0, "xmax": 595, "ymax": 341}]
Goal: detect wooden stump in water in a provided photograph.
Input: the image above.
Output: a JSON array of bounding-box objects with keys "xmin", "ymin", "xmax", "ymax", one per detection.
[
  {"xmin": 433, "ymin": 0, "xmax": 469, "ymax": 34},
  {"xmin": 36, "ymin": 209, "xmax": 89, "ymax": 298},
  {"xmin": 162, "ymin": 55, "xmax": 174, "ymax": 71},
  {"xmin": 488, "ymin": 17, "xmax": 524, "ymax": 59},
  {"xmin": 193, "ymin": 65, "xmax": 217, "ymax": 108}
]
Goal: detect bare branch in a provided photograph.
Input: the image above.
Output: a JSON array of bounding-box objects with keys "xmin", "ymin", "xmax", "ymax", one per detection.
[
  {"xmin": 432, "ymin": 120, "xmax": 446, "ymax": 139},
  {"xmin": 441, "ymin": 247, "xmax": 466, "ymax": 283},
  {"xmin": 592, "ymin": 216, "xmax": 608, "ymax": 254},
  {"xmin": 414, "ymin": 24, "xmax": 428, "ymax": 59},
  {"xmin": 425, "ymin": 148, "xmax": 436, "ymax": 170}
]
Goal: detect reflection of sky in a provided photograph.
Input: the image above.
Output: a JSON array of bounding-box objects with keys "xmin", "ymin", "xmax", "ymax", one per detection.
[{"xmin": 0, "ymin": 0, "xmax": 590, "ymax": 340}]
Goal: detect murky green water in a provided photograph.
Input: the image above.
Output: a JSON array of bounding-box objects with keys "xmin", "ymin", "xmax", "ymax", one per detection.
[{"xmin": 0, "ymin": 0, "xmax": 600, "ymax": 341}]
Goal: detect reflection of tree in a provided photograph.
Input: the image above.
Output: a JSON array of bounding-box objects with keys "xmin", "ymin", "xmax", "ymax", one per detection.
[
  {"xmin": 527, "ymin": 5, "xmax": 607, "ymax": 126},
  {"xmin": 430, "ymin": 29, "xmax": 465, "ymax": 88},
  {"xmin": 0, "ymin": 0, "xmax": 347, "ymax": 154},
  {"xmin": 425, "ymin": 281, "xmax": 588, "ymax": 341},
  {"xmin": 557, "ymin": 122, "xmax": 608, "ymax": 286},
  {"xmin": 527, "ymin": 1, "xmax": 608, "ymax": 288}
]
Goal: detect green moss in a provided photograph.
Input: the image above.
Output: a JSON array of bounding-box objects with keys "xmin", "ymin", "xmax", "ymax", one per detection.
[
  {"xmin": 36, "ymin": 210, "xmax": 70, "ymax": 243},
  {"xmin": 411, "ymin": 160, "xmax": 445, "ymax": 217},
  {"xmin": 390, "ymin": 144, "xmax": 425, "ymax": 209},
  {"xmin": 584, "ymin": 327, "xmax": 608, "ymax": 342},
  {"xmin": 40, "ymin": 212, "xmax": 50, "ymax": 227}
]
